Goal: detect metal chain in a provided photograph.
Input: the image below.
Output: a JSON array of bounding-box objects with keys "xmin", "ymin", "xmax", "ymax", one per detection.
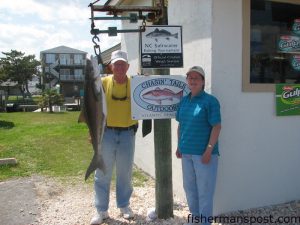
[
  {"xmin": 90, "ymin": 2, "xmax": 103, "ymax": 65},
  {"xmin": 92, "ymin": 35, "xmax": 103, "ymax": 65},
  {"xmin": 141, "ymin": 18, "xmax": 146, "ymax": 32},
  {"xmin": 142, "ymin": 18, "xmax": 146, "ymax": 27}
]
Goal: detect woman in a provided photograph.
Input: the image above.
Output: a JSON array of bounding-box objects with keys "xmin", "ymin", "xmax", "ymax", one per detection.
[{"xmin": 176, "ymin": 66, "xmax": 221, "ymax": 225}]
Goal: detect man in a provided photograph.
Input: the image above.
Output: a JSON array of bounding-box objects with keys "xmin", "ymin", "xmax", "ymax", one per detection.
[{"xmin": 91, "ymin": 50, "xmax": 138, "ymax": 225}]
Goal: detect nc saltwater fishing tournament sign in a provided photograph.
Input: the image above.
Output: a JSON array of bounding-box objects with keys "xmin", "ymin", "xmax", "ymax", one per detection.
[
  {"xmin": 276, "ymin": 84, "xmax": 300, "ymax": 116},
  {"xmin": 131, "ymin": 75, "xmax": 190, "ymax": 120},
  {"xmin": 140, "ymin": 25, "xmax": 183, "ymax": 68}
]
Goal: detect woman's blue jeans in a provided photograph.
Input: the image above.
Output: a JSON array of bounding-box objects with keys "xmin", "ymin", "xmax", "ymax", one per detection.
[
  {"xmin": 182, "ymin": 154, "xmax": 218, "ymax": 225},
  {"xmin": 94, "ymin": 128, "xmax": 135, "ymax": 212}
]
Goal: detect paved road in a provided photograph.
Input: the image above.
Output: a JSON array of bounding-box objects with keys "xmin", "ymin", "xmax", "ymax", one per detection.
[{"xmin": 0, "ymin": 177, "xmax": 40, "ymax": 225}]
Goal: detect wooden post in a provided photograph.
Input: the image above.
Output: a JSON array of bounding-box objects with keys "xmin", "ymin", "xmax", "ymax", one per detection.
[
  {"xmin": 153, "ymin": 0, "xmax": 174, "ymax": 219},
  {"xmin": 0, "ymin": 158, "xmax": 18, "ymax": 166}
]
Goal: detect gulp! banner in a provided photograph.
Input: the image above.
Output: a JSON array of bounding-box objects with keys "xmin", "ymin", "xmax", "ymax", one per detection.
[{"xmin": 276, "ymin": 84, "xmax": 300, "ymax": 116}]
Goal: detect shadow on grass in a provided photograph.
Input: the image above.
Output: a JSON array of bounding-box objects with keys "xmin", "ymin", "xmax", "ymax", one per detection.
[
  {"xmin": 0, "ymin": 164, "xmax": 18, "ymax": 169},
  {"xmin": 0, "ymin": 120, "xmax": 15, "ymax": 129}
]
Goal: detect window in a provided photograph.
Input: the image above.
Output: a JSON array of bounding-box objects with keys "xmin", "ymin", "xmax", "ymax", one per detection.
[
  {"xmin": 60, "ymin": 69, "xmax": 70, "ymax": 75},
  {"xmin": 60, "ymin": 54, "xmax": 71, "ymax": 65},
  {"xmin": 45, "ymin": 54, "xmax": 55, "ymax": 64},
  {"xmin": 74, "ymin": 54, "xmax": 83, "ymax": 64},
  {"xmin": 74, "ymin": 69, "xmax": 83, "ymax": 76},
  {"xmin": 74, "ymin": 69, "xmax": 83, "ymax": 80},
  {"xmin": 243, "ymin": 0, "xmax": 300, "ymax": 92}
]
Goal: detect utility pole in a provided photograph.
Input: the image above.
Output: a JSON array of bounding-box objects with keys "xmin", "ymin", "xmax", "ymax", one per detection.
[{"xmin": 153, "ymin": 0, "xmax": 173, "ymax": 219}]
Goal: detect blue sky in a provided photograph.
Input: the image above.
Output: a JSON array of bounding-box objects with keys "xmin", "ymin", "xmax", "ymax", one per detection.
[{"xmin": 0, "ymin": 0, "xmax": 121, "ymax": 59}]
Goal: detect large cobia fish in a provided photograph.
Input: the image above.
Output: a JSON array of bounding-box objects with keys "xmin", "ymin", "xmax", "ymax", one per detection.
[{"xmin": 78, "ymin": 56, "xmax": 107, "ymax": 180}]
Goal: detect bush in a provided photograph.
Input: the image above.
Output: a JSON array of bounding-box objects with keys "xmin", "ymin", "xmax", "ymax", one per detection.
[{"xmin": 37, "ymin": 89, "xmax": 64, "ymax": 112}]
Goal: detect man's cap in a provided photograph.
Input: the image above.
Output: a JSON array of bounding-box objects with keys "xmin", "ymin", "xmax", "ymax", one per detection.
[
  {"xmin": 110, "ymin": 50, "xmax": 128, "ymax": 64},
  {"xmin": 186, "ymin": 66, "xmax": 205, "ymax": 78}
]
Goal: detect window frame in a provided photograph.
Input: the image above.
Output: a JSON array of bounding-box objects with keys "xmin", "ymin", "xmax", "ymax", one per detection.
[
  {"xmin": 242, "ymin": 0, "xmax": 300, "ymax": 92},
  {"xmin": 74, "ymin": 54, "xmax": 83, "ymax": 64},
  {"xmin": 60, "ymin": 69, "xmax": 70, "ymax": 76},
  {"xmin": 45, "ymin": 54, "xmax": 55, "ymax": 64},
  {"xmin": 59, "ymin": 54, "xmax": 71, "ymax": 65},
  {"xmin": 74, "ymin": 69, "xmax": 83, "ymax": 77}
]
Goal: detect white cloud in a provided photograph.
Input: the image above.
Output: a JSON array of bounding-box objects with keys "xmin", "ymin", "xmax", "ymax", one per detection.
[
  {"xmin": 56, "ymin": 4, "xmax": 89, "ymax": 25},
  {"xmin": 0, "ymin": 0, "xmax": 53, "ymax": 21},
  {"xmin": 0, "ymin": 23, "xmax": 49, "ymax": 56},
  {"xmin": 0, "ymin": 0, "xmax": 121, "ymax": 59}
]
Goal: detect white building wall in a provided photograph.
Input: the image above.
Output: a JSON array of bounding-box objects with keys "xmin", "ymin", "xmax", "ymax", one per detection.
[
  {"xmin": 211, "ymin": 0, "xmax": 300, "ymax": 214},
  {"xmin": 121, "ymin": 0, "xmax": 300, "ymax": 215}
]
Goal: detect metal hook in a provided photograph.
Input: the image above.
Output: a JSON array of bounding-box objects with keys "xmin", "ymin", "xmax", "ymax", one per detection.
[
  {"xmin": 92, "ymin": 35, "xmax": 100, "ymax": 46},
  {"xmin": 92, "ymin": 35, "xmax": 103, "ymax": 64}
]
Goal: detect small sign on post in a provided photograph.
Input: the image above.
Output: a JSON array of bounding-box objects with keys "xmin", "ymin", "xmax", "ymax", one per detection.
[
  {"xmin": 140, "ymin": 26, "xmax": 183, "ymax": 68},
  {"xmin": 131, "ymin": 75, "xmax": 190, "ymax": 120}
]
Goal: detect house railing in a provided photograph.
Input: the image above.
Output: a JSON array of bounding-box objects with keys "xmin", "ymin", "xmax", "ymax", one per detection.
[
  {"xmin": 59, "ymin": 59, "xmax": 86, "ymax": 66},
  {"xmin": 60, "ymin": 75, "xmax": 84, "ymax": 81}
]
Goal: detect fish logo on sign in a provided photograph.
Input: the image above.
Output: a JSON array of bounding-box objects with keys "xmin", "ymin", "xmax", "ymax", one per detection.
[
  {"xmin": 146, "ymin": 28, "xmax": 178, "ymax": 42},
  {"xmin": 142, "ymin": 87, "xmax": 183, "ymax": 105}
]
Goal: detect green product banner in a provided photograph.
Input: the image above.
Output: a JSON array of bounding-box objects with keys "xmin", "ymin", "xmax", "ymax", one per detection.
[{"xmin": 276, "ymin": 84, "xmax": 300, "ymax": 116}]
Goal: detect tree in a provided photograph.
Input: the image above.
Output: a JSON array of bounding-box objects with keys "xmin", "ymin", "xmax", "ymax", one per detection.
[
  {"xmin": 0, "ymin": 50, "xmax": 40, "ymax": 97},
  {"xmin": 37, "ymin": 89, "xmax": 64, "ymax": 113},
  {"xmin": 0, "ymin": 65, "xmax": 8, "ymax": 82}
]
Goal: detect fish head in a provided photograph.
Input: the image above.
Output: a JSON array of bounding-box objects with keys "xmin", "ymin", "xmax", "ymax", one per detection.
[{"xmin": 86, "ymin": 56, "xmax": 104, "ymax": 81}]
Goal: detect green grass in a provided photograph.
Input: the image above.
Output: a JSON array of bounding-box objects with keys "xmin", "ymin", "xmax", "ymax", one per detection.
[
  {"xmin": 7, "ymin": 95, "xmax": 23, "ymax": 101},
  {"xmin": 7, "ymin": 95, "xmax": 40, "ymax": 104},
  {"xmin": 0, "ymin": 112, "xmax": 149, "ymax": 186}
]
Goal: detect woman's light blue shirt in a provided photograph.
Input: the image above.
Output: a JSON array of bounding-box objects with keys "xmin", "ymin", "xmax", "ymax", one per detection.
[{"xmin": 176, "ymin": 91, "xmax": 221, "ymax": 155}]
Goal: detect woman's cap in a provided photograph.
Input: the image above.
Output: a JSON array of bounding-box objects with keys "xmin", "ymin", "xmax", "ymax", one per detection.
[
  {"xmin": 186, "ymin": 66, "xmax": 205, "ymax": 78},
  {"xmin": 110, "ymin": 50, "xmax": 128, "ymax": 64}
]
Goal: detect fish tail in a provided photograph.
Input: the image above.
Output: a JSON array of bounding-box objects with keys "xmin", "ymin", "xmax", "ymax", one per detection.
[
  {"xmin": 173, "ymin": 33, "xmax": 178, "ymax": 39},
  {"xmin": 176, "ymin": 90, "xmax": 183, "ymax": 98},
  {"xmin": 78, "ymin": 110, "xmax": 86, "ymax": 123},
  {"xmin": 85, "ymin": 153, "xmax": 105, "ymax": 181}
]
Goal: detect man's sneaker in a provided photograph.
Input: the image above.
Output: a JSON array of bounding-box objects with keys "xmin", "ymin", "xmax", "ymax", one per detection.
[
  {"xmin": 120, "ymin": 206, "xmax": 134, "ymax": 219},
  {"xmin": 90, "ymin": 211, "xmax": 108, "ymax": 225}
]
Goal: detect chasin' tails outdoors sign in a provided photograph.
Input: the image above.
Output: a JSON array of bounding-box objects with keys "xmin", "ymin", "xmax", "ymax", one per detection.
[
  {"xmin": 276, "ymin": 84, "xmax": 300, "ymax": 116},
  {"xmin": 140, "ymin": 26, "xmax": 183, "ymax": 68},
  {"xmin": 131, "ymin": 75, "xmax": 190, "ymax": 120}
]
